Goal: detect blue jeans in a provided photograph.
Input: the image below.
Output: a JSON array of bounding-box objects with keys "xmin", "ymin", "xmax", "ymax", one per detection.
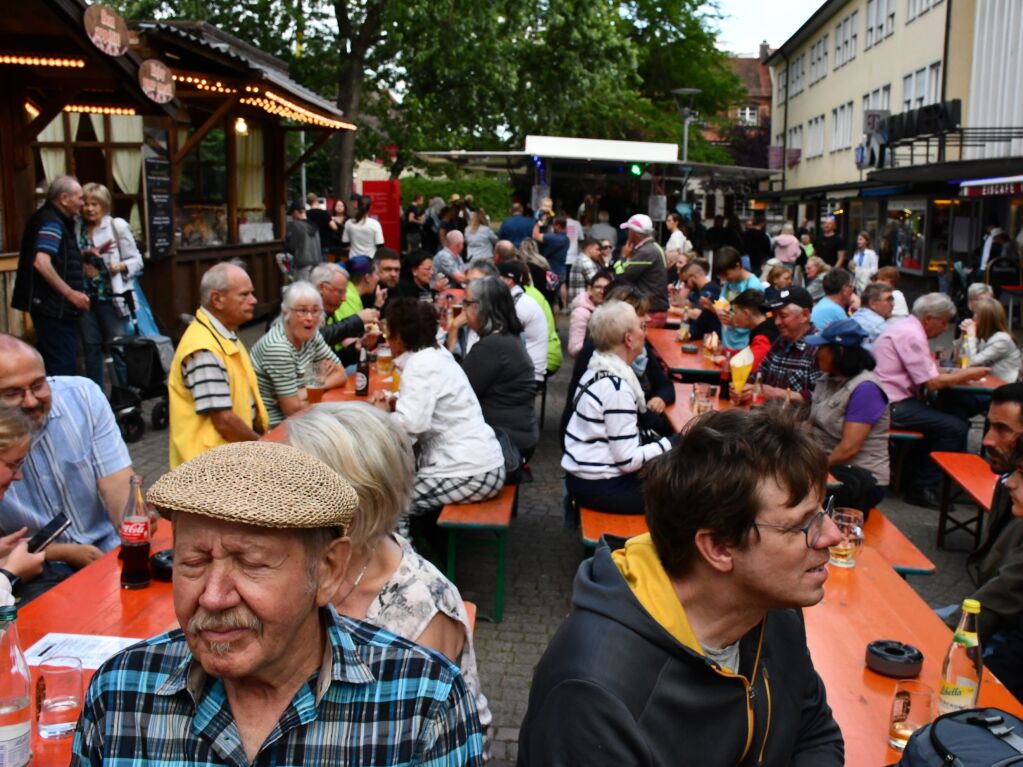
[
  {"xmin": 985, "ymin": 626, "xmax": 1023, "ymax": 701},
  {"xmin": 890, "ymin": 397, "xmax": 970, "ymax": 491},
  {"xmin": 30, "ymin": 312, "xmax": 80, "ymax": 376},
  {"xmin": 80, "ymin": 301, "xmax": 130, "ymax": 388}
]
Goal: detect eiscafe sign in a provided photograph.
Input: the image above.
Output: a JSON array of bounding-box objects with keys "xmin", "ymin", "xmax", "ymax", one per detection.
[
  {"xmin": 84, "ymin": 3, "xmax": 129, "ymax": 57},
  {"xmin": 961, "ymin": 181, "xmax": 1023, "ymax": 198}
]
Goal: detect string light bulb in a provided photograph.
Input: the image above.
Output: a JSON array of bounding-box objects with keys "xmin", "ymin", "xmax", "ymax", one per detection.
[{"xmin": 234, "ymin": 116, "xmax": 248, "ymax": 136}]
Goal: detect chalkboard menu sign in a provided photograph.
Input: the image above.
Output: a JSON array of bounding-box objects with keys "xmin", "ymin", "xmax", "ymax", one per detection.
[{"xmin": 143, "ymin": 126, "xmax": 173, "ymax": 260}]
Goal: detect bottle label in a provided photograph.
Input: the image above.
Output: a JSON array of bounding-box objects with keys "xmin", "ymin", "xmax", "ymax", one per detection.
[
  {"xmin": 120, "ymin": 517, "xmax": 150, "ymax": 543},
  {"xmin": 0, "ymin": 721, "xmax": 31, "ymax": 766},
  {"xmin": 953, "ymin": 630, "xmax": 979, "ymax": 648},
  {"xmin": 938, "ymin": 678, "xmax": 979, "ymax": 714},
  {"xmin": 355, "ymin": 373, "xmax": 368, "ymax": 391}
]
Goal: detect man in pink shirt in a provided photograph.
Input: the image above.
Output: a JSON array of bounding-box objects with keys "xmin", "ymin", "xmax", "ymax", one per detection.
[{"xmin": 874, "ymin": 293, "xmax": 989, "ymax": 508}]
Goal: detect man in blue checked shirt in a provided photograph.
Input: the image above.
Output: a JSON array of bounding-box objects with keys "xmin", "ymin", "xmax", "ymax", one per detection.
[{"xmin": 72, "ymin": 441, "xmax": 483, "ymax": 767}]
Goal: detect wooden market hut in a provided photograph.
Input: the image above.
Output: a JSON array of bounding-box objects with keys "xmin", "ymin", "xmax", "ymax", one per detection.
[{"xmin": 0, "ymin": 2, "xmax": 353, "ymax": 335}]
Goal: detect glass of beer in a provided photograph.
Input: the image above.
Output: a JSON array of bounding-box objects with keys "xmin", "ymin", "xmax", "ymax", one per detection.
[
  {"xmin": 377, "ymin": 345, "xmax": 394, "ymax": 376},
  {"xmin": 305, "ymin": 360, "xmax": 328, "ymax": 405},
  {"xmin": 888, "ymin": 680, "xmax": 933, "ymax": 750},
  {"xmin": 828, "ymin": 508, "xmax": 864, "ymax": 568},
  {"xmin": 692, "ymin": 384, "xmax": 713, "ymax": 415}
]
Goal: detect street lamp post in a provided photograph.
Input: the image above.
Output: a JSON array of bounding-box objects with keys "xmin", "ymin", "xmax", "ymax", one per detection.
[{"xmin": 671, "ymin": 87, "xmax": 702, "ymax": 163}]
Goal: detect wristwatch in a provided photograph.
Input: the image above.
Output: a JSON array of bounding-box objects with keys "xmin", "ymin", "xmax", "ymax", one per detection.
[{"xmin": 0, "ymin": 569, "xmax": 20, "ymax": 590}]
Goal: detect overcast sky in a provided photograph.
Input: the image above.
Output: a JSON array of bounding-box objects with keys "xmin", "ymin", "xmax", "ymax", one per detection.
[{"xmin": 710, "ymin": 0, "xmax": 824, "ymax": 56}]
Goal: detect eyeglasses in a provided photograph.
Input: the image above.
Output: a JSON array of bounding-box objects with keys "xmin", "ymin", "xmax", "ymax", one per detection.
[
  {"xmin": 0, "ymin": 379, "xmax": 49, "ymax": 406},
  {"xmin": 292, "ymin": 307, "xmax": 323, "ymax": 318},
  {"xmin": 600, "ymin": 245, "xmax": 612, "ymax": 250},
  {"xmin": 753, "ymin": 496, "xmax": 835, "ymax": 548}
]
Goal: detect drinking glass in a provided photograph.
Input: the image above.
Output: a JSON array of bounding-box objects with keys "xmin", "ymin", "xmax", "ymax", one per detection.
[
  {"xmin": 693, "ymin": 384, "xmax": 713, "ymax": 415},
  {"xmin": 828, "ymin": 508, "xmax": 865, "ymax": 568},
  {"xmin": 888, "ymin": 680, "xmax": 933, "ymax": 750},
  {"xmin": 305, "ymin": 360, "xmax": 328, "ymax": 404},
  {"xmin": 377, "ymin": 345, "xmax": 394, "ymax": 376},
  {"xmin": 36, "ymin": 656, "xmax": 83, "ymax": 740}
]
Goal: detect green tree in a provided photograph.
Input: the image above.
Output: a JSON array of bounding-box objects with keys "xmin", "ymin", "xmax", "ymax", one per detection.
[{"xmin": 115, "ymin": 0, "xmax": 743, "ymax": 195}]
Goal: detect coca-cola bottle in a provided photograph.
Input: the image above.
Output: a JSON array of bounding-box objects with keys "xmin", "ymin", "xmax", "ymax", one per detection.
[{"xmin": 120, "ymin": 474, "xmax": 151, "ymax": 589}]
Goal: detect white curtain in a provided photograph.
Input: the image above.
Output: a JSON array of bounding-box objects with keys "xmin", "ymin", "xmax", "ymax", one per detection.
[
  {"xmin": 37, "ymin": 114, "xmax": 79, "ymax": 187},
  {"xmin": 89, "ymin": 113, "xmax": 105, "ymax": 142},
  {"xmin": 109, "ymin": 116, "xmax": 144, "ymax": 237},
  {"xmin": 236, "ymin": 127, "xmax": 264, "ymax": 220}
]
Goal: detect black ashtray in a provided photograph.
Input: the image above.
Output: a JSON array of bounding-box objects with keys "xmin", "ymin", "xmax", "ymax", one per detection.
[
  {"xmin": 865, "ymin": 640, "xmax": 924, "ymax": 678},
  {"xmin": 681, "ymin": 344, "xmax": 698, "ymax": 354},
  {"xmin": 150, "ymin": 549, "xmax": 173, "ymax": 581}
]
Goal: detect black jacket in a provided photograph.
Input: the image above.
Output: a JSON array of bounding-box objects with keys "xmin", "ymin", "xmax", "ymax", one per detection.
[
  {"xmin": 12, "ymin": 201, "xmax": 83, "ymax": 319},
  {"xmin": 965, "ymin": 477, "xmax": 1023, "ymax": 641},
  {"xmin": 518, "ymin": 540, "xmax": 844, "ymax": 767}
]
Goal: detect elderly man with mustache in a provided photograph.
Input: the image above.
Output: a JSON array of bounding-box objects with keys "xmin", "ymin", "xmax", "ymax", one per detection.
[{"xmin": 71, "ymin": 441, "xmax": 483, "ymax": 767}]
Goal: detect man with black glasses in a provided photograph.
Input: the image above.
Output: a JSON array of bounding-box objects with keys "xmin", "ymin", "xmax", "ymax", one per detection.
[{"xmin": 519, "ymin": 408, "xmax": 844, "ymax": 766}]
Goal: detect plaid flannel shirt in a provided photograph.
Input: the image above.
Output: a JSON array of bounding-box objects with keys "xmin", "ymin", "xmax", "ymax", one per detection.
[
  {"xmin": 71, "ymin": 606, "xmax": 483, "ymax": 767},
  {"xmin": 759, "ymin": 327, "xmax": 823, "ymax": 401}
]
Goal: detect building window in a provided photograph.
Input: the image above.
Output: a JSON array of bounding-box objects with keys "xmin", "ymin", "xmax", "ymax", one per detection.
[
  {"xmin": 737, "ymin": 105, "xmax": 758, "ymax": 126},
  {"xmin": 788, "ymin": 124, "xmax": 803, "ymax": 164},
  {"xmin": 908, "ymin": 0, "xmax": 942, "ymax": 22},
  {"xmin": 834, "ymin": 11, "xmax": 859, "ymax": 69},
  {"xmin": 863, "ymin": 84, "xmax": 892, "ymax": 112},
  {"xmin": 789, "ymin": 53, "xmax": 806, "ymax": 97},
  {"xmin": 776, "ymin": 67, "xmax": 787, "ymax": 104},
  {"xmin": 831, "ymin": 101, "xmax": 854, "ymax": 150},
  {"xmin": 866, "ymin": 0, "xmax": 895, "ymax": 46},
  {"xmin": 806, "ymin": 115, "xmax": 826, "ymax": 158},
  {"xmin": 810, "ymin": 35, "xmax": 829, "ymax": 84},
  {"xmin": 902, "ymin": 62, "xmax": 940, "ymax": 111},
  {"xmin": 885, "ymin": 0, "xmax": 896, "ymax": 35}
]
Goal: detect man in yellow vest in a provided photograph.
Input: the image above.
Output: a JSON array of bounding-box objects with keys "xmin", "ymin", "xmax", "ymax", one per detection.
[{"xmin": 168, "ymin": 263, "xmax": 268, "ymax": 468}]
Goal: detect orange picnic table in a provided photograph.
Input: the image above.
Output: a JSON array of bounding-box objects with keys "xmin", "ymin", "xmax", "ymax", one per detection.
[
  {"xmin": 806, "ymin": 546, "xmax": 1022, "ymax": 766},
  {"xmin": 18, "ymin": 524, "xmax": 178, "ymax": 764},
  {"xmin": 931, "ymin": 451, "xmax": 999, "ymax": 549},
  {"xmin": 646, "ymin": 328, "xmax": 725, "ymax": 382}
]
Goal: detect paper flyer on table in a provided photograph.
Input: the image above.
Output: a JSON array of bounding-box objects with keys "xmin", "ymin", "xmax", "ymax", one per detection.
[{"xmin": 25, "ymin": 633, "xmax": 143, "ymax": 669}]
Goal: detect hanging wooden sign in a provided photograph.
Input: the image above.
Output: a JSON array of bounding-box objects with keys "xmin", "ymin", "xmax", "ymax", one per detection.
[
  {"xmin": 139, "ymin": 59, "xmax": 175, "ymax": 104},
  {"xmin": 83, "ymin": 4, "xmax": 129, "ymax": 57}
]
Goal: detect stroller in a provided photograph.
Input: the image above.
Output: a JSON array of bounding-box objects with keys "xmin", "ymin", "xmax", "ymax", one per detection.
[{"xmin": 106, "ymin": 291, "xmax": 172, "ymax": 444}]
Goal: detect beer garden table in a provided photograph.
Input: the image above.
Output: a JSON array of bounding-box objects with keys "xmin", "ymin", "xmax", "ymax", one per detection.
[
  {"xmin": 805, "ymin": 546, "xmax": 1023, "ymax": 766},
  {"xmin": 19, "ymin": 524, "xmax": 177, "ymax": 764},
  {"xmin": 646, "ymin": 328, "xmax": 726, "ymax": 383}
]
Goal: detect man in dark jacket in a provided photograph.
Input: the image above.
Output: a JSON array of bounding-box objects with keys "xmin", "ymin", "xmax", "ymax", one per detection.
[
  {"xmin": 615, "ymin": 213, "xmax": 669, "ymax": 325},
  {"xmin": 12, "ymin": 175, "xmax": 89, "ymax": 375},
  {"xmin": 519, "ymin": 408, "xmax": 844, "ymax": 766},
  {"xmin": 947, "ymin": 383, "xmax": 1023, "ymax": 698}
]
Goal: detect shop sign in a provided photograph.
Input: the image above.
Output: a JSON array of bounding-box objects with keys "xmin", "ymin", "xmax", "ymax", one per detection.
[
  {"xmin": 138, "ymin": 59, "xmax": 175, "ymax": 104},
  {"xmin": 83, "ymin": 4, "xmax": 129, "ymax": 57},
  {"xmin": 961, "ymin": 181, "xmax": 1023, "ymax": 198},
  {"xmin": 142, "ymin": 127, "xmax": 174, "ymax": 260}
]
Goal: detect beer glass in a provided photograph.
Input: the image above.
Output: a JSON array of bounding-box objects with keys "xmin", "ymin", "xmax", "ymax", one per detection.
[
  {"xmin": 888, "ymin": 680, "xmax": 933, "ymax": 750},
  {"xmin": 305, "ymin": 360, "xmax": 328, "ymax": 404},
  {"xmin": 828, "ymin": 508, "xmax": 864, "ymax": 568}
]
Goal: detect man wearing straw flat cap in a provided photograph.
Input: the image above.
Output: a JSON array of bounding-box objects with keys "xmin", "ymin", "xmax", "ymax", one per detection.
[{"xmin": 71, "ymin": 441, "xmax": 483, "ymax": 766}]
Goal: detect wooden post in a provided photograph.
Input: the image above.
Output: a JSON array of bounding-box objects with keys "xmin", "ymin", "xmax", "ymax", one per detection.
[{"xmin": 227, "ymin": 122, "xmax": 238, "ymax": 243}]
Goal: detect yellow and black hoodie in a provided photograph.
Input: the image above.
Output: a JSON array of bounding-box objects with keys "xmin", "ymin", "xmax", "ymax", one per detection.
[{"xmin": 517, "ymin": 534, "xmax": 843, "ymax": 766}]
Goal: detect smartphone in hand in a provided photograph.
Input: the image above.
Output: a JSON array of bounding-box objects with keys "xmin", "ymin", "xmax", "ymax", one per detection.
[{"xmin": 26, "ymin": 513, "xmax": 71, "ymax": 554}]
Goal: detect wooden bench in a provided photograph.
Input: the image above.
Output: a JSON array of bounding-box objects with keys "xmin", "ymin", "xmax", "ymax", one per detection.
[
  {"xmin": 579, "ymin": 507, "xmax": 649, "ymax": 548},
  {"xmin": 438, "ymin": 484, "xmax": 517, "ymax": 623},
  {"xmin": 930, "ymin": 451, "xmax": 998, "ymax": 549},
  {"xmin": 888, "ymin": 429, "xmax": 924, "ymax": 493},
  {"xmin": 863, "ymin": 507, "xmax": 936, "ymax": 576}
]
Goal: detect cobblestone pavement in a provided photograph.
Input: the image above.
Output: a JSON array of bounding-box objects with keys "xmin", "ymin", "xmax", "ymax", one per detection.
[{"xmin": 125, "ymin": 322, "xmax": 989, "ymax": 766}]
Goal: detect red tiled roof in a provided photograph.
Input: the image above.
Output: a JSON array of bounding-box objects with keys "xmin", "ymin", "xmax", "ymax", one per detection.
[{"xmin": 730, "ymin": 56, "xmax": 772, "ymax": 100}]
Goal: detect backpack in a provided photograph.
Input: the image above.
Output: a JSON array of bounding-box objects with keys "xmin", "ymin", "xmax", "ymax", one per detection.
[{"xmin": 898, "ymin": 708, "xmax": 1023, "ymax": 766}]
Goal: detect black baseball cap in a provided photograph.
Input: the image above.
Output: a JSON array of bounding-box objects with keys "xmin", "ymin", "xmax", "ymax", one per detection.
[
  {"xmin": 287, "ymin": 200, "xmax": 305, "ymax": 214},
  {"xmin": 765, "ymin": 286, "xmax": 814, "ymax": 311},
  {"xmin": 496, "ymin": 261, "xmax": 526, "ymax": 285}
]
